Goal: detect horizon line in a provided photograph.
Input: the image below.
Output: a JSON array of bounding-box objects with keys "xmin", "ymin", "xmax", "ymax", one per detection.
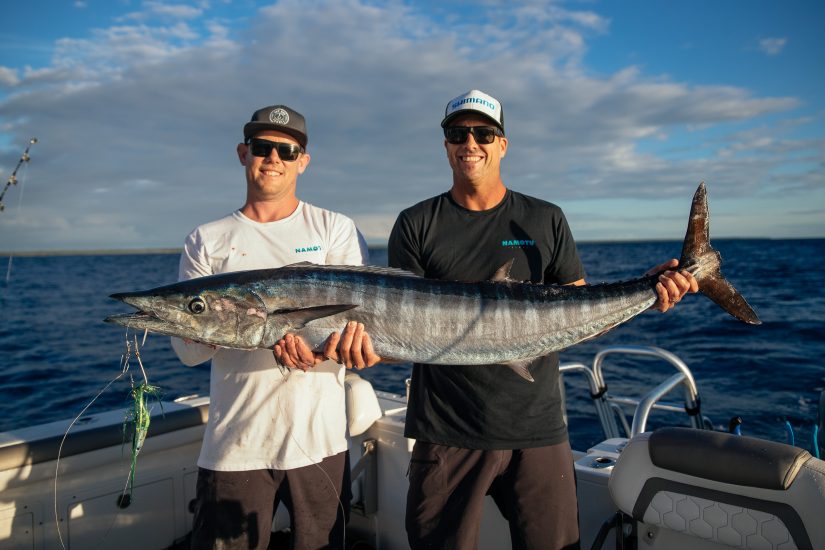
[{"xmin": 1, "ymin": 236, "xmax": 813, "ymax": 257}]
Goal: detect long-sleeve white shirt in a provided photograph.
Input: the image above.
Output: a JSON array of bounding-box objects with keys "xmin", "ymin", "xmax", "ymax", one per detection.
[{"xmin": 172, "ymin": 203, "xmax": 369, "ymax": 471}]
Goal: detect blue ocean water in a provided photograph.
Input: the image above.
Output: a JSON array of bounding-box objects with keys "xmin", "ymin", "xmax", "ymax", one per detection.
[{"xmin": 1, "ymin": 240, "xmax": 823, "ymax": 452}]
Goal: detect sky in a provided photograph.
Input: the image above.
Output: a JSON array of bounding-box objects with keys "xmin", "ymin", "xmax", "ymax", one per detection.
[{"xmin": 0, "ymin": 0, "xmax": 823, "ymax": 252}]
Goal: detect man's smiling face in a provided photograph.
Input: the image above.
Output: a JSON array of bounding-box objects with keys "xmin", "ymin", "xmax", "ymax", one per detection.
[
  {"xmin": 238, "ymin": 130, "xmax": 309, "ymax": 202},
  {"xmin": 444, "ymin": 114, "xmax": 508, "ymax": 187}
]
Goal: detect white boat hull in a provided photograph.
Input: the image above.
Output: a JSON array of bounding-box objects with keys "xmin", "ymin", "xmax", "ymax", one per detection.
[
  {"xmin": 0, "ymin": 391, "xmax": 624, "ymax": 549},
  {"xmin": 3, "ymin": 348, "xmax": 823, "ymax": 550}
]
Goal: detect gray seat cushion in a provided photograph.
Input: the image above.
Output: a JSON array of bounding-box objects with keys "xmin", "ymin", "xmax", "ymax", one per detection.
[
  {"xmin": 609, "ymin": 428, "xmax": 825, "ymax": 550},
  {"xmin": 649, "ymin": 427, "xmax": 811, "ymax": 490}
]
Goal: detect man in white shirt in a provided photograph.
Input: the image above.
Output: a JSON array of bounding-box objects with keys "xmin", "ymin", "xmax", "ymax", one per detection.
[{"xmin": 173, "ymin": 104, "xmax": 379, "ymax": 549}]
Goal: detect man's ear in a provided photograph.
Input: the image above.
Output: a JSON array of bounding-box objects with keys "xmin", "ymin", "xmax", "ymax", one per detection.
[
  {"xmin": 296, "ymin": 152, "xmax": 311, "ymax": 175},
  {"xmin": 237, "ymin": 143, "xmax": 248, "ymax": 166},
  {"xmin": 499, "ymin": 136, "xmax": 508, "ymax": 158}
]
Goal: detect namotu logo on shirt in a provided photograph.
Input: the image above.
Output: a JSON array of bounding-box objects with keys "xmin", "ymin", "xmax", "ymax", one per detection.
[
  {"xmin": 501, "ymin": 239, "xmax": 536, "ymax": 248},
  {"xmin": 295, "ymin": 245, "xmax": 323, "ymax": 253}
]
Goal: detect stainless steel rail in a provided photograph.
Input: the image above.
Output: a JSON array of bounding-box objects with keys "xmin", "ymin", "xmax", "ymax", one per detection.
[{"xmin": 560, "ymin": 346, "xmax": 707, "ymax": 439}]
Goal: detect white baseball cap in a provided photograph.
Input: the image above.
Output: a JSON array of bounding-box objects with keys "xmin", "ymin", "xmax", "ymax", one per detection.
[{"xmin": 441, "ymin": 90, "xmax": 504, "ymax": 134}]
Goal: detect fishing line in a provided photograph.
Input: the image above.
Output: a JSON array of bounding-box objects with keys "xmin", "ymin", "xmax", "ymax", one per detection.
[
  {"xmin": 53, "ymin": 335, "xmax": 131, "ymax": 550},
  {"xmin": 4, "ymin": 161, "xmax": 28, "ymax": 283},
  {"xmin": 2, "ymin": 138, "xmax": 37, "ymax": 284},
  {"xmin": 103, "ymin": 334, "xmax": 161, "ymax": 543},
  {"xmin": 119, "ymin": 334, "xmax": 158, "ymax": 498},
  {"xmin": 54, "ymin": 330, "xmax": 159, "ymax": 549},
  {"xmin": 275, "ymin": 365, "xmax": 347, "ymax": 548}
]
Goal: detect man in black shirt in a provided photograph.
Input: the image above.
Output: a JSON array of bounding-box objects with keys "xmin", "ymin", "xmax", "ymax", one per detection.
[{"xmin": 388, "ymin": 90, "xmax": 697, "ymax": 549}]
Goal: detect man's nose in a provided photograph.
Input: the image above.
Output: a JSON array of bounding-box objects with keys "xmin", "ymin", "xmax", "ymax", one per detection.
[{"xmin": 264, "ymin": 149, "xmax": 284, "ymax": 163}]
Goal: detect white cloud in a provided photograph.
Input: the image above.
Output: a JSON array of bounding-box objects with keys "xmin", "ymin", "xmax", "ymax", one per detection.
[
  {"xmin": 0, "ymin": 66, "xmax": 19, "ymax": 87},
  {"xmin": 0, "ymin": 0, "xmax": 819, "ymax": 251},
  {"xmin": 146, "ymin": 2, "xmax": 204, "ymax": 19},
  {"xmin": 759, "ymin": 37, "xmax": 787, "ymax": 56},
  {"xmin": 119, "ymin": 1, "xmax": 205, "ymax": 22},
  {"xmin": 53, "ymin": 22, "xmax": 200, "ymax": 68}
]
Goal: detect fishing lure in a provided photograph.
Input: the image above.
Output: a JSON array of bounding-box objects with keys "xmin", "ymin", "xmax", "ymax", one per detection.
[
  {"xmin": 121, "ymin": 333, "xmax": 162, "ymax": 499},
  {"xmin": 123, "ymin": 381, "xmax": 161, "ymax": 497},
  {"xmin": 54, "ymin": 331, "xmax": 162, "ymax": 549}
]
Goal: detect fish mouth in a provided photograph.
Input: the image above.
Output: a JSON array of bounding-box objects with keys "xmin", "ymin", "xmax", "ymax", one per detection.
[
  {"xmin": 106, "ymin": 290, "xmax": 189, "ymax": 337},
  {"xmin": 104, "ymin": 310, "xmax": 183, "ymax": 337},
  {"xmin": 109, "ymin": 291, "xmax": 147, "ymax": 308}
]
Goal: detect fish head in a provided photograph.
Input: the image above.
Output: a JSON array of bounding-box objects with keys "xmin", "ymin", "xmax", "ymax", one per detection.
[{"xmin": 105, "ymin": 277, "xmax": 269, "ymax": 349}]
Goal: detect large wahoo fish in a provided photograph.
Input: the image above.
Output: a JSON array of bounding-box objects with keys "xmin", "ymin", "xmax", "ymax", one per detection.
[{"xmin": 106, "ymin": 183, "xmax": 760, "ymax": 381}]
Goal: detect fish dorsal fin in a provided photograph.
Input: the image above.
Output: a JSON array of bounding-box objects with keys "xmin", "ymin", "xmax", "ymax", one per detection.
[
  {"xmin": 281, "ymin": 262, "xmax": 423, "ymax": 279},
  {"xmin": 270, "ymin": 304, "xmax": 358, "ymax": 329},
  {"xmin": 498, "ymin": 358, "xmax": 535, "ymax": 382},
  {"xmin": 490, "ymin": 259, "xmax": 515, "ymax": 282}
]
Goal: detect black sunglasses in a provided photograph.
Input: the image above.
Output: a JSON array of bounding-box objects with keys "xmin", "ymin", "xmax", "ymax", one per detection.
[
  {"xmin": 247, "ymin": 139, "xmax": 304, "ymax": 161},
  {"xmin": 444, "ymin": 125, "xmax": 503, "ymax": 145}
]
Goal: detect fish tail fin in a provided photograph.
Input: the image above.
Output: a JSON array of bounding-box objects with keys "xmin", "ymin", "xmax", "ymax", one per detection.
[{"xmin": 679, "ymin": 182, "xmax": 761, "ymax": 325}]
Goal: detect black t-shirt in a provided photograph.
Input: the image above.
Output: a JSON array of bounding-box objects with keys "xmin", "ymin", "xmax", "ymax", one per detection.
[{"xmin": 388, "ymin": 189, "xmax": 585, "ymax": 449}]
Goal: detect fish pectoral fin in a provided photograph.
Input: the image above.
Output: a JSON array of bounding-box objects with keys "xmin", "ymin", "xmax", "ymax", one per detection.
[
  {"xmin": 270, "ymin": 304, "xmax": 359, "ymax": 329},
  {"xmin": 490, "ymin": 258, "xmax": 516, "ymax": 282},
  {"xmin": 498, "ymin": 359, "xmax": 535, "ymax": 382}
]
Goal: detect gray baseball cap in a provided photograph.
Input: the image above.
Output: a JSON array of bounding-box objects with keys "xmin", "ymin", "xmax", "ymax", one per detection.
[{"xmin": 243, "ymin": 104, "xmax": 308, "ymax": 148}]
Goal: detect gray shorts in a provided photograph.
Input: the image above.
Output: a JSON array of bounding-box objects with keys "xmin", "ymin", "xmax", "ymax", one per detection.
[
  {"xmin": 406, "ymin": 441, "xmax": 580, "ymax": 550},
  {"xmin": 190, "ymin": 451, "xmax": 351, "ymax": 550}
]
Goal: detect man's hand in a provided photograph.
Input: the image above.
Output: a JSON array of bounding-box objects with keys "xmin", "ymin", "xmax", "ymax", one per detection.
[
  {"xmin": 646, "ymin": 259, "xmax": 699, "ymax": 312},
  {"xmin": 272, "ymin": 321, "xmax": 382, "ymax": 371},
  {"xmin": 322, "ymin": 321, "xmax": 381, "ymax": 370},
  {"xmin": 273, "ymin": 333, "xmax": 318, "ymax": 371}
]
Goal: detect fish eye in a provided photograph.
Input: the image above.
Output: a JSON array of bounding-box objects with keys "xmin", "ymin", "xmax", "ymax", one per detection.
[{"xmin": 188, "ymin": 297, "xmax": 206, "ymax": 314}]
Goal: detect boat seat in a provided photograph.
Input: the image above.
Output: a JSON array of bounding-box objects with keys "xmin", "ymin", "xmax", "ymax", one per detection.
[{"xmin": 609, "ymin": 427, "xmax": 825, "ymax": 550}]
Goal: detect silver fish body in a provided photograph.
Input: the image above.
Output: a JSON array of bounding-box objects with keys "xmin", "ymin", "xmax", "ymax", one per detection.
[
  {"xmin": 253, "ymin": 265, "xmax": 657, "ymax": 365},
  {"xmin": 106, "ymin": 183, "xmax": 760, "ymax": 373}
]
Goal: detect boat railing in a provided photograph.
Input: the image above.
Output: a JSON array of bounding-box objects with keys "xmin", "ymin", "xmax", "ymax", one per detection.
[{"xmin": 560, "ymin": 346, "xmax": 710, "ymax": 440}]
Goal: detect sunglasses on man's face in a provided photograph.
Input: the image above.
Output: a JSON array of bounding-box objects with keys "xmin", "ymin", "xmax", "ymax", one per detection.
[
  {"xmin": 248, "ymin": 139, "xmax": 303, "ymax": 161},
  {"xmin": 443, "ymin": 125, "xmax": 503, "ymax": 145}
]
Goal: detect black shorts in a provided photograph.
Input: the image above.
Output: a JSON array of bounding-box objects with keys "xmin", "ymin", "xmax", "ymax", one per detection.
[
  {"xmin": 190, "ymin": 451, "xmax": 351, "ymax": 550},
  {"xmin": 406, "ymin": 442, "xmax": 580, "ymax": 550}
]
